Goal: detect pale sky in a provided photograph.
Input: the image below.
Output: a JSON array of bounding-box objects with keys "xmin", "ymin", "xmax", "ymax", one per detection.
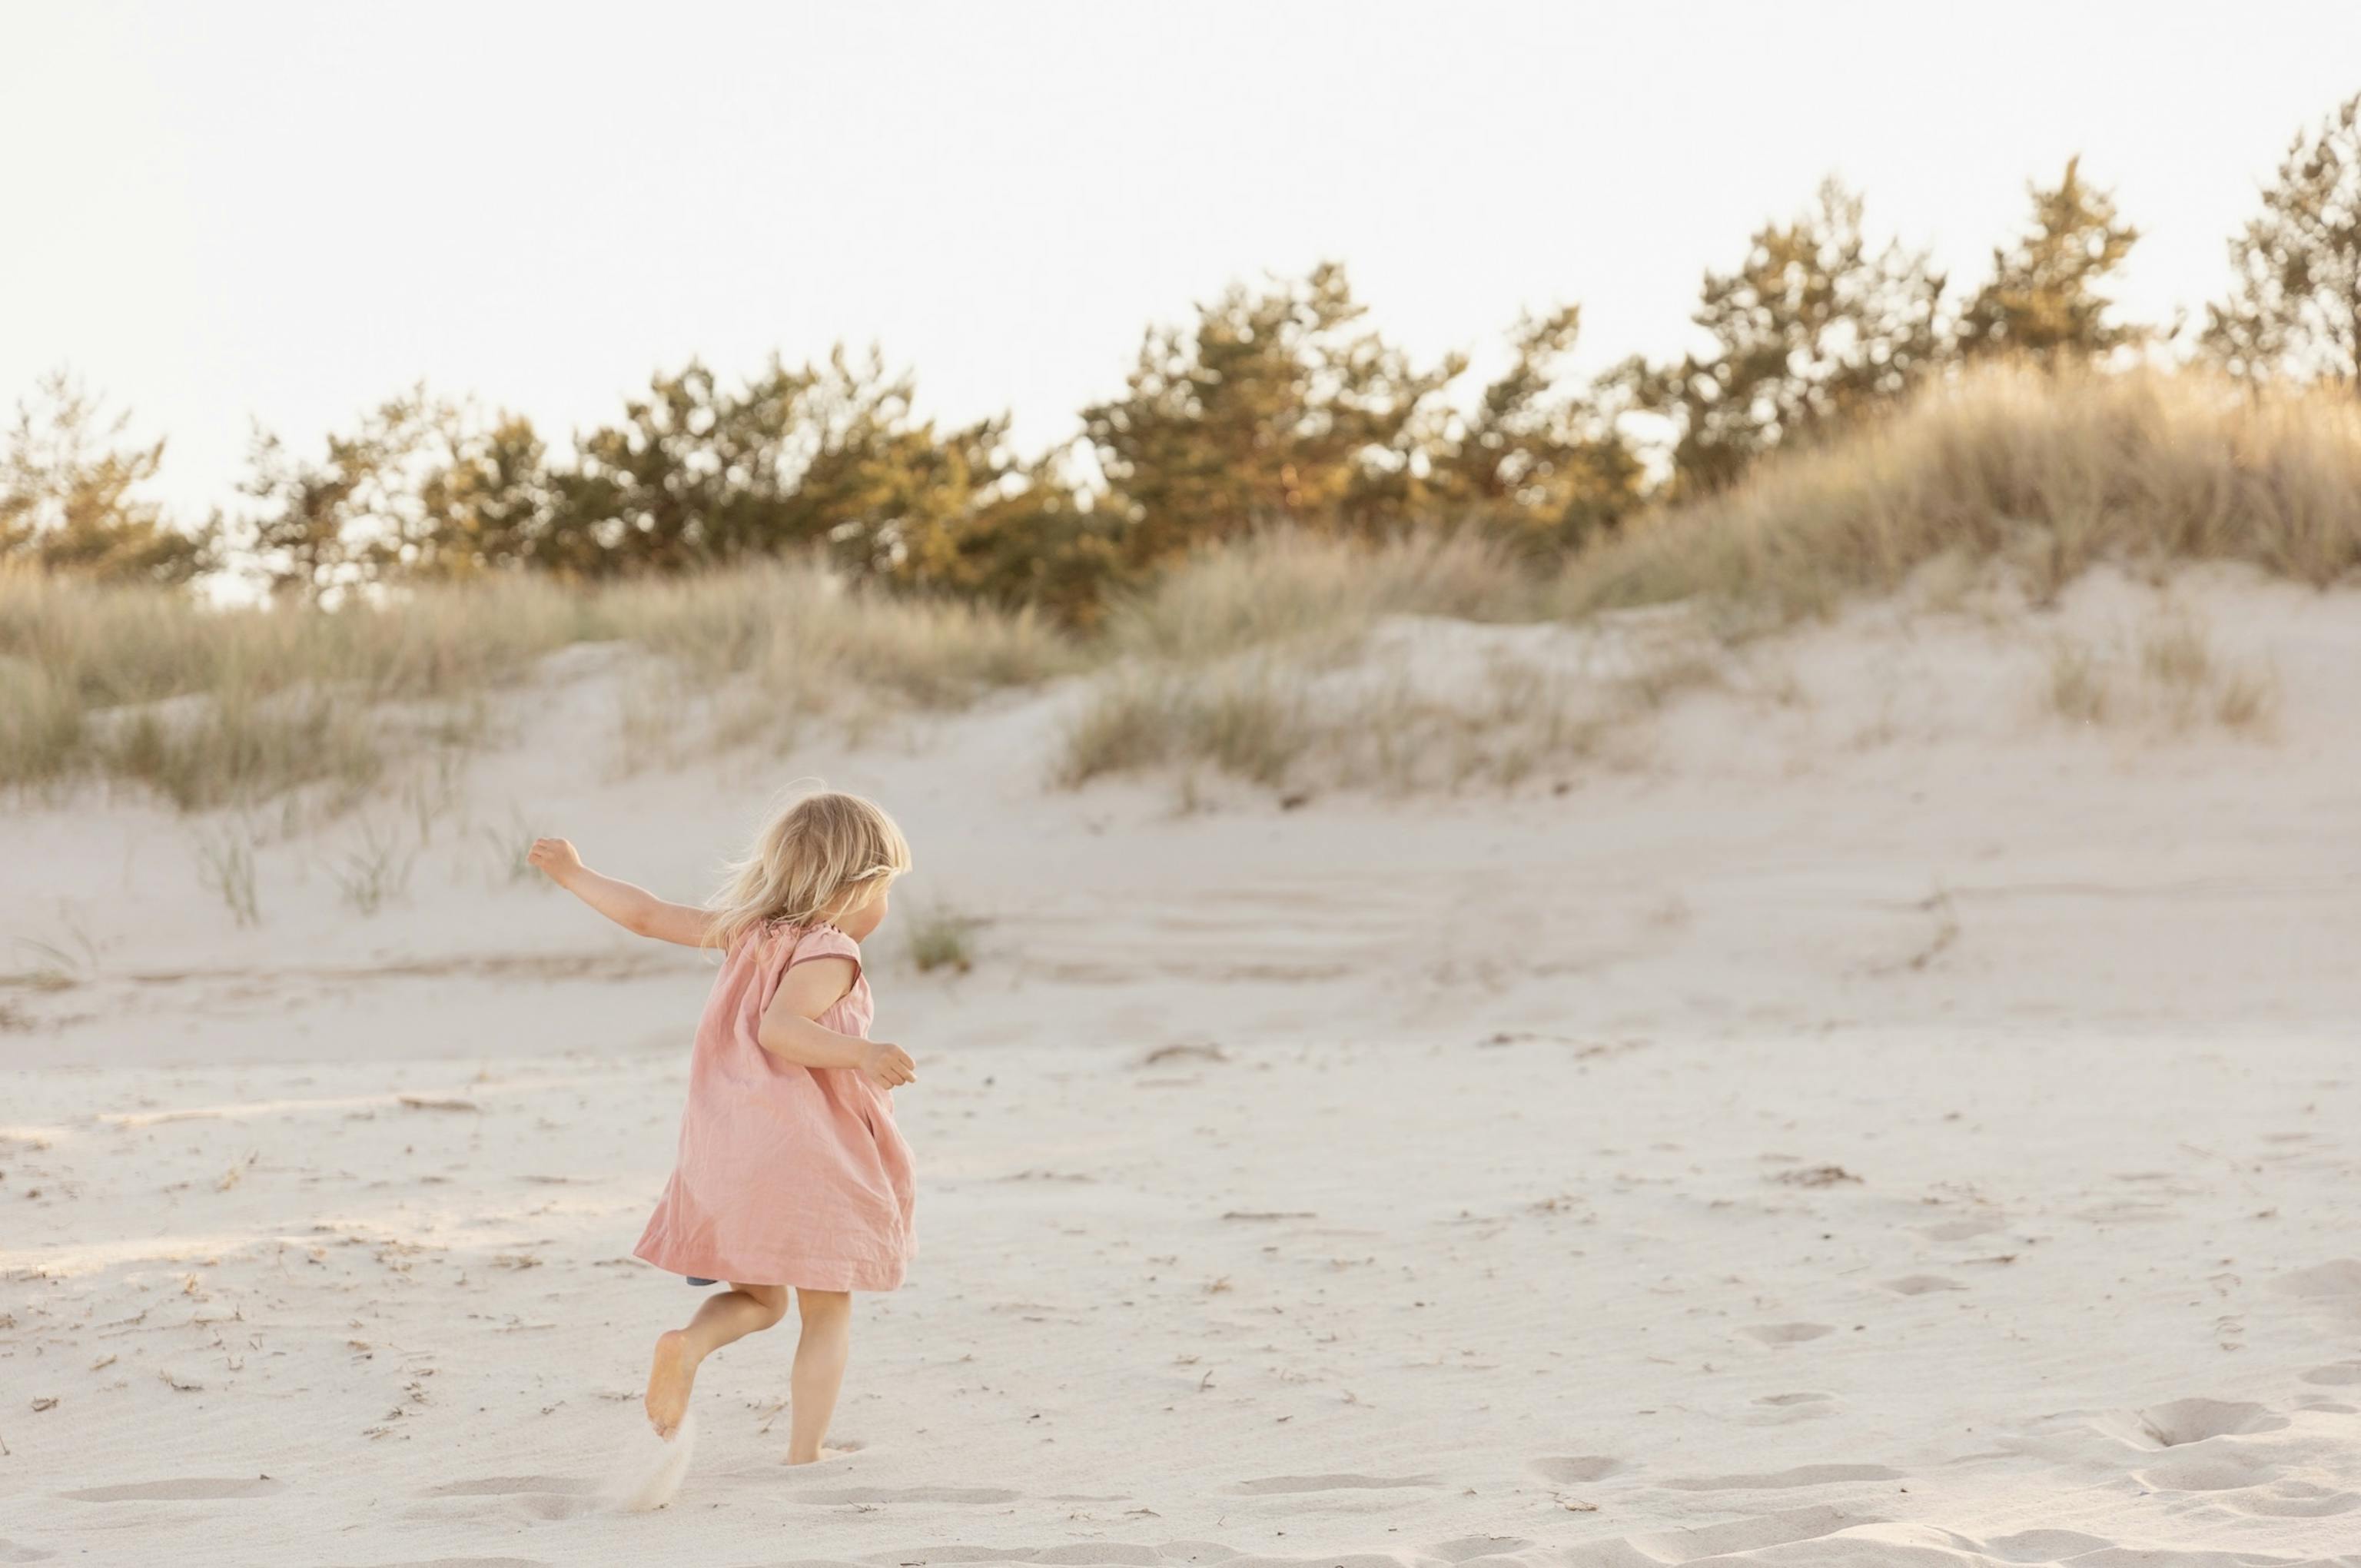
[{"xmin": 5, "ymin": 2, "xmax": 2358, "ymax": 517}]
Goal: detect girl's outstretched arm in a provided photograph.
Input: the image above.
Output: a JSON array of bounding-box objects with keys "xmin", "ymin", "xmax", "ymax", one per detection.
[{"xmin": 528, "ymin": 838, "xmax": 710, "ymax": 948}]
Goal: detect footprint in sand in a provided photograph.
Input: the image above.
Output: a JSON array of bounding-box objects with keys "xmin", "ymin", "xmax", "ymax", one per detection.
[
  {"xmin": 2082, "ymin": 1397, "xmax": 2299, "ymax": 1497},
  {"xmin": 426, "ymin": 1477, "xmax": 599, "ymax": 1498},
  {"xmin": 1740, "ymin": 1321, "xmax": 1835, "ymax": 1346},
  {"xmin": 2080, "ymin": 1397, "xmax": 2283, "ymax": 1454},
  {"xmin": 1610, "ymin": 1503, "xmax": 1860, "ymax": 1562},
  {"xmin": 2135, "ymin": 1447, "xmax": 2281, "ymax": 1493},
  {"xmin": 1660, "ymin": 1463, "xmax": 1901, "ymax": 1491},
  {"xmin": 893, "ymin": 1543, "xmax": 1154, "ymax": 1568},
  {"xmin": 1227, "ymin": 1473, "xmax": 1437, "ymax": 1494},
  {"xmin": 1427, "ymin": 1538, "xmax": 1537, "ymax": 1563},
  {"xmin": 2302, "ymin": 1360, "xmax": 2361, "ymax": 1386},
  {"xmin": 0, "ymin": 1543, "xmax": 53, "ymax": 1564},
  {"xmin": 420, "ymin": 1475, "xmax": 600, "ymax": 1522},
  {"xmin": 2131, "ymin": 1397, "xmax": 2289, "ymax": 1448},
  {"xmin": 2240, "ymin": 1480, "xmax": 2361, "ymax": 1518},
  {"xmin": 1914, "ymin": 1216, "xmax": 2004, "ymax": 1243},
  {"xmin": 2277, "ymin": 1259, "xmax": 2361, "ymax": 1294},
  {"xmin": 1882, "ymin": 1274, "xmax": 1965, "ymax": 1296},
  {"xmin": 796, "ymin": 1485, "xmax": 1021, "ymax": 1505},
  {"xmin": 2278, "ymin": 1260, "xmax": 2361, "ymax": 1324},
  {"xmin": 1979, "ymin": 1530, "xmax": 2113, "ymax": 1560},
  {"xmin": 63, "ymin": 1477, "xmax": 285, "ymax": 1503},
  {"xmin": 1528, "ymin": 1456, "xmax": 1623, "ymax": 1483},
  {"xmin": 420, "ymin": 1473, "xmax": 609, "ymax": 1520}
]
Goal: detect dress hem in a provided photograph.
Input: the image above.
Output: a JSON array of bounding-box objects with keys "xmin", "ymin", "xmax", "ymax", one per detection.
[{"xmin": 633, "ymin": 1242, "xmax": 906, "ymax": 1294}]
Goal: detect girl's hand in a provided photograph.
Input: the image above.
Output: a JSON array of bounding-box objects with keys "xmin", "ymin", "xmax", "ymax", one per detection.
[
  {"xmin": 858, "ymin": 1041, "xmax": 917, "ymax": 1090},
  {"xmin": 528, "ymin": 837, "xmax": 583, "ymax": 884}
]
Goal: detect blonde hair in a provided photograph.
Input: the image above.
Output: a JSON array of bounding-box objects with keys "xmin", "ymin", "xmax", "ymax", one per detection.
[{"xmin": 706, "ymin": 789, "xmax": 912, "ymax": 953}]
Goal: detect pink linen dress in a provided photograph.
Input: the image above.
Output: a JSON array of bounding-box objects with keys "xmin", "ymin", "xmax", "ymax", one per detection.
[{"xmin": 633, "ymin": 922, "xmax": 916, "ymax": 1292}]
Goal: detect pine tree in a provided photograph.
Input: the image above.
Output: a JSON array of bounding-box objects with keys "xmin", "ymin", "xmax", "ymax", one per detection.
[
  {"xmin": 541, "ymin": 349, "xmax": 1019, "ymax": 580},
  {"xmin": 237, "ymin": 394, "xmax": 425, "ymax": 600},
  {"xmin": 1620, "ymin": 180, "xmax": 1946, "ymax": 497},
  {"xmin": 402, "ymin": 407, "xmax": 553, "ymax": 578},
  {"xmin": 1423, "ymin": 305, "xmax": 1644, "ymax": 550},
  {"xmin": 543, "ymin": 360, "xmax": 798, "ymax": 575},
  {"xmin": 1956, "ymin": 157, "xmax": 2141, "ymax": 361},
  {"xmin": 1082, "ymin": 263, "xmax": 1459, "ymax": 568},
  {"xmin": 2206, "ymin": 91, "xmax": 2361, "ymax": 390},
  {"xmin": 0, "ymin": 373, "xmax": 211, "ymax": 584}
]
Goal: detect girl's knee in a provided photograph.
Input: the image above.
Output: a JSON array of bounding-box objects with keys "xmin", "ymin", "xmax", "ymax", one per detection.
[{"xmin": 733, "ymin": 1283, "xmax": 790, "ymax": 1327}]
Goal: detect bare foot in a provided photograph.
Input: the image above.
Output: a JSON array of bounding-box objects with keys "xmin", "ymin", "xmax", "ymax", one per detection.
[
  {"xmin": 784, "ymin": 1444, "xmax": 845, "ymax": 1466},
  {"xmin": 644, "ymin": 1329, "xmax": 698, "ymax": 1438}
]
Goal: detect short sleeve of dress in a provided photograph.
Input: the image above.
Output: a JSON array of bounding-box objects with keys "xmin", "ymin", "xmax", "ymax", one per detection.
[{"xmin": 787, "ymin": 923, "xmax": 862, "ymax": 982}]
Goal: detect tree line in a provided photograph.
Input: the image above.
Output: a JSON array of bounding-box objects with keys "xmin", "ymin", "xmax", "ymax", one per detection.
[{"xmin": 8, "ymin": 92, "xmax": 2359, "ymax": 622}]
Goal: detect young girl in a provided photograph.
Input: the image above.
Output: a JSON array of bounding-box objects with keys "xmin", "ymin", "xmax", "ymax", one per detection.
[{"xmin": 527, "ymin": 790, "xmax": 918, "ymax": 1467}]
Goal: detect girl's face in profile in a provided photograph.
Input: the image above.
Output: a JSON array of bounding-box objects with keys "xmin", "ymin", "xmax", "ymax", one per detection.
[{"xmin": 837, "ymin": 882, "xmax": 891, "ymax": 942}]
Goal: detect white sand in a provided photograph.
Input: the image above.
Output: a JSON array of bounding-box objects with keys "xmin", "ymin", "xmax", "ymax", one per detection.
[{"xmin": 5, "ymin": 566, "xmax": 2361, "ymax": 1566}]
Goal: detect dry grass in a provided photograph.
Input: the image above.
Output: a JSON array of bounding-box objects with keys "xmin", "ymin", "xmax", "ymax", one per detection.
[
  {"xmin": 600, "ymin": 564, "xmax": 1078, "ymax": 706},
  {"xmin": 1, "ymin": 570, "xmax": 583, "ymax": 806},
  {"xmin": 906, "ymin": 904, "xmax": 981, "ymax": 975},
  {"xmin": 2213, "ymin": 666, "xmax": 2280, "ymax": 732},
  {"xmin": 1559, "ymin": 362, "xmax": 2361, "ymax": 631},
  {"xmin": 1105, "ymin": 529, "xmax": 1541, "ymax": 665},
  {"xmin": 476, "ymin": 805, "xmax": 541, "ymax": 889},
  {"xmin": 192, "ymin": 820, "xmax": 262, "ymax": 928},
  {"xmin": 107, "ymin": 693, "xmax": 395, "ymax": 811},
  {"xmin": 1329, "ymin": 654, "xmax": 1616, "ymax": 793},
  {"xmin": 599, "ymin": 563, "xmax": 1081, "ymax": 763},
  {"xmin": 329, "ymin": 819, "xmax": 416, "ymax": 915},
  {"xmin": 1, "ymin": 560, "xmax": 1078, "ymax": 805},
  {"xmin": 1062, "ymin": 530, "xmax": 1602, "ymax": 796},
  {"xmin": 2041, "ymin": 604, "xmax": 2279, "ymax": 736},
  {"xmin": 1055, "ymin": 644, "xmax": 1633, "ymax": 796},
  {"xmin": 1054, "ymin": 665, "xmax": 1312, "ymax": 789},
  {"xmin": 2044, "ymin": 639, "xmax": 2114, "ymax": 726},
  {"xmin": 2139, "ymin": 607, "xmax": 2214, "ymax": 693}
]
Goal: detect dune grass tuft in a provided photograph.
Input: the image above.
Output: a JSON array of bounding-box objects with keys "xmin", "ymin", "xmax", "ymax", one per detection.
[
  {"xmin": 2041, "ymin": 604, "xmax": 2277, "ymax": 736},
  {"xmin": 596, "ymin": 563, "xmax": 1079, "ymax": 709},
  {"xmin": 1061, "ymin": 530, "xmax": 1584, "ymax": 795},
  {"xmin": 1054, "ymin": 665, "xmax": 1313, "ymax": 789},
  {"xmin": 1104, "ymin": 528, "xmax": 1540, "ymax": 665},
  {"xmin": 2044, "ymin": 639, "xmax": 2113, "ymax": 726},
  {"xmin": 1557, "ymin": 363, "xmax": 2361, "ymax": 632},
  {"xmin": 1, "ymin": 570, "xmax": 582, "ymax": 805},
  {"xmin": 1055, "ymin": 646, "xmax": 1625, "ymax": 796},
  {"xmin": 192, "ymin": 820, "xmax": 263, "ymax": 927},
  {"xmin": 330, "ymin": 820, "xmax": 417, "ymax": 915},
  {"xmin": 906, "ymin": 904, "xmax": 982, "ymax": 974},
  {"xmin": 1, "ymin": 560, "xmax": 1081, "ymax": 805},
  {"xmin": 590, "ymin": 562, "xmax": 1085, "ymax": 766}
]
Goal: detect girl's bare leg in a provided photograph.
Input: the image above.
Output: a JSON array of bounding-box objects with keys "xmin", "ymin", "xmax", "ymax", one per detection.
[
  {"xmin": 785, "ymin": 1287, "xmax": 852, "ymax": 1463},
  {"xmin": 644, "ymin": 1282, "xmax": 789, "ymax": 1437}
]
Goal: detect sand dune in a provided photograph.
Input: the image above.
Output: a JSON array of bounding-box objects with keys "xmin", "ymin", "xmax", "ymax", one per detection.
[{"xmin": 5, "ymin": 567, "xmax": 2361, "ymax": 1565}]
